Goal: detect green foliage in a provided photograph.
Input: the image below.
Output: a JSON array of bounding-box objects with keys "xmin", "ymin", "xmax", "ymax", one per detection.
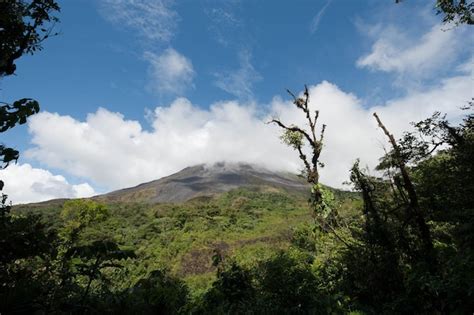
[
  {"xmin": 396, "ymin": 0, "xmax": 473, "ymax": 26},
  {"xmin": 58, "ymin": 199, "xmax": 110, "ymax": 259},
  {"xmin": 0, "ymin": 213, "xmax": 54, "ymax": 265},
  {"xmin": 2, "ymin": 108, "xmax": 472, "ymax": 313},
  {"xmin": 0, "ymin": 98, "xmax": 40, "ymax": 170},
  {"xmin": 0, "ymin": 0, "xmax": 59, "ymax": 166},
  {"xmin": 196, "ymin": 250, "xmax": 347, "ymax": 314},
  {"xmin": 8, "ymin": 187, "xmax": 348, "ymax": 313},
  {"xmin": 0, "ymin": 198, "xmax": 140, "ymax": 313},
  {"xmin": 291, "ymin": 223, "xmax": 317, "ymax": 252},
  {"xmin": 61, "ymin": 199, "xmax": 109, "ymax": 230},
  {"xmin": 256, "ymin": 252, "xmax": 321, "ymax": 313},
  {"xmin": 115, "ymin": 248, "xmax": 348, "ymax": 315},
  {"xmin": 5, "ymin": 128, "xmax": 473, "ymax": 314},
  {"xmin": 0, "ymin": 212, "xmax": 56, "ymax": 313},
  {"xmin": 0, "ymin": 1, "xmax": 60, "ymax": 310},
  {"xmin": 1, "ymin": 0, "xmax": 60, "ymax": 218},
  {"xmin": 435, "ymin": 0, "xmax": 474, "ymax": 25},
  {"xmin": 198, "ymin": 262, "xmax": 255, "ymax": 313},
  {"xmin": 336, "ymin": 109, "xmax": 474, "ymax": 313},
  {"xmin": 121, "ymin": 270, "xmax": 189, "ymax": 314},
  {"xmin": 280, "ymin": 128, "xmax": 304, "ymax": 149},
  {"xmin": 311, "ymin": 183, "xmax": 335, "ymax": 220},
  {"xmin": 0, "ymin": 0, "xmax": 60, "ymax": 76},
  {"xmin": 0, "ymin": 98, "xmax": 40, "ymax": 133},
  {"xmin": 1, "ymin": 2, "xmax": 472, "ymax": 311}
]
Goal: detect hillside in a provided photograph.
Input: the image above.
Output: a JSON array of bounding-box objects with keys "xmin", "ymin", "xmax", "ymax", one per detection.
[
  {"xmin": 14, "ymin": 187, "xmax": 317, "ymax": 294},
  {"xmin": 96, "ymin": 162, "xmax": 310, "ymax": 204},
  {"xmin": 12, "ymin": 163, "xmax": 359, "ymax": 296}
]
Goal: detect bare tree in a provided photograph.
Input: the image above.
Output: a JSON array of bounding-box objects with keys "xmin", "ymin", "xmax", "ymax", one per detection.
[
  {"xmin": 373, "ymin": 112, "xmax": 437, "ymax": 269},
  {"xmin": 269, "ymin": 86, "xmax": 354, "ymax": 248},
  {"xmin": 269, "ymin": 86, "xmax": 325, "ymax": 204}
]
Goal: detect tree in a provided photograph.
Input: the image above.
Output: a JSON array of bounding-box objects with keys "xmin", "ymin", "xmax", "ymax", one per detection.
[
  {"xmin": 396, "ymin": 0, "xmax": 474, "ymax": 25},
  {"xmin": 435, "ymin": 0, "xmax": 474, "ymax": 24},
  {"xmin": 269, "ymin": 87, "xmax": 331, "ymax": 223},
  {"xmin": 373, "ymin": 113, "xmax": 436, "ymax": 269},
  {"xmin": 198, "ymin": 253, "xmax": 328, "ymax": 314},
  {"xmin": 0, "ymin": 0, "xmax": 60, "ymax": 208},
  {"xmin": 0, "ymin": 0, "xmax": 60, "ymax": 76},
  {"xmin": 341, "ymin": 107, "xmax": 473, "ymax": 313},
  {"xmin": 122, "ymin": 270, "xmax": 189, "ymax": 314},
  {"xmin": 0, "ymin": 4, "xmax": 60, "ymax": 312},
  {"xmin": 65, "ymin": 240, "xmax": 135, "ymax": 307},
  {"xmin": 269, "ymin": 87, "xmax": 352, "ymax": 249}
]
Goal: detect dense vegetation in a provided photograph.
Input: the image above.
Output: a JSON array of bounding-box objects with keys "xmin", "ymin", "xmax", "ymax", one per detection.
[
  {"xmin": 3, "ymin": 108, "xmax": 473, "ymax": 313},
  {"xmin": 5, "ymin": 186, "xmax": 354, "ymax": 313},
  {"xmin": 1, "ymin": 0, "xmax": 473, "ymax": 314}
]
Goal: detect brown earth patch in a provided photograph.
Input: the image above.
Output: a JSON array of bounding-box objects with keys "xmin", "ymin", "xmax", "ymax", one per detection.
[{"xmin": 178, "ymin": 232, "xmax": 292, "ymax": 276}]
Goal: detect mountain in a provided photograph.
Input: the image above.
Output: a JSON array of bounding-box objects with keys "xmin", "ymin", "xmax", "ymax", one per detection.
[
  {"xmin": 11, "ymin": 162, "xmax": 358, "ymax": 295},
  {"xmin": 97, "ymin": 162, "xmax": 310, "ymax": 204}
]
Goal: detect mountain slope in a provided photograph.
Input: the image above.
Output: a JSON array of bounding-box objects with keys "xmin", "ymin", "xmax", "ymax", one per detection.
[
  {"xmin": 97, "ymin": 162, "xmax": 309, "ymax": 204},
  {"xmin": 12, "ymin": 162, "xmax": 359, "ymax": 294}
]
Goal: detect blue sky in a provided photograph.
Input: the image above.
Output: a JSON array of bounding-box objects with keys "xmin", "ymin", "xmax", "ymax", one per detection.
[{"xmin": 1, "ymin": 0, "xmax": 472, "ymax": 203}]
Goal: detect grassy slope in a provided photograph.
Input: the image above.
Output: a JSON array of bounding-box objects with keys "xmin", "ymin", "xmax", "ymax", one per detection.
[{"xmin": 14, "ymin": 186, "xmax": 359, "ymax": 296}]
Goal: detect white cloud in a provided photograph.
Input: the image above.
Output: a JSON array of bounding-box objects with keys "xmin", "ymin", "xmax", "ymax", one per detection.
[
  {"xmin": 1, "ymin": 163, "xmax": 95, "ymax": 204},
  {"xmin": 144, "ymin": 48, "xmax": 195, "ymax": 95},
  {"xmin": 24, "ymin": 70, "xmax": 471, "ymax": 193},
  {"xmin": 309, "ymin": 0, "xmax": 332, "ymax": 34},
  {"xmin": 25, "ymin": 99, "xmax": 292, "ymax": 190},
  {"xmin": 100, "ymin": 0, "xmax": 178, "ymax": 42},
  {"xmin": 100, "ymin": 1, "xmax": 193, "ymax": 96},
  {"xmin": 357, "ymin": 23, "xmax": 466, "ymax": 78},
  {"xmin": 214, "ymin": 51, "xmax": 262, "ymax": 99}
]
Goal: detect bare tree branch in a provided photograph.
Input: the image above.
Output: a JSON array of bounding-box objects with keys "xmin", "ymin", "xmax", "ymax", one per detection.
[
  {"xmin": 286, "ymin": 89, "xmax": 297, "ymax": 102},
  {"xmin": 296, "ymin": 144, "xmax": 312, "ymax": 176},
  {"xmin": 267, "ymin": 119, "xmax": 315, "ymax": 148},
  {"xmin": 373, "ymin": 112, "xmax": 437, "ymax": 270},
  {"xmin": 320, "ymin": 124, "xmax": 327, "ymax": 144}
]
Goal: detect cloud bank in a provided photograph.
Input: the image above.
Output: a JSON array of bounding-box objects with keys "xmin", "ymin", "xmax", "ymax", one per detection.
[
  {"xmin": 6, "ymin": 14, "xmax": 472, "ymax": 204},
  {"xmin": 22, "ymin": 69, "xmax": 471, "ymax": 194},
  {"xmin": 357, "ymin": 22, "xmax": 468, "ymax": 82},
  {"xmin": 1, "ymin": 163, "xmax": 95, "ymax": 204}
]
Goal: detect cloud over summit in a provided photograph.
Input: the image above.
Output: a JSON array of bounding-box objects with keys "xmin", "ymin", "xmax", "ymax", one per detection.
[{"xmin": 21, "ymin": 74, "xmax": 471, "ymax": 195}]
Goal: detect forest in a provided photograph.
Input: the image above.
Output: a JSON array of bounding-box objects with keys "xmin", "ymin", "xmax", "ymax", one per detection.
[{"xmin": 1, "ymin": 0, "xmax": 473, "ymax": 314}]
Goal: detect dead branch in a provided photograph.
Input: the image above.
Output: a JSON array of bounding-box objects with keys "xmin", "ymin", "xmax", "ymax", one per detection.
[{"xmin": 373, "ymin": 112, "xmax": 436, "ymax": 270}]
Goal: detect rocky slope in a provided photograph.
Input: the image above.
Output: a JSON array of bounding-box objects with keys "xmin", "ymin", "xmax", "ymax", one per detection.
[{"xmin": 97, "ymin": 162, "xmax": 309, "ymax": 203}]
